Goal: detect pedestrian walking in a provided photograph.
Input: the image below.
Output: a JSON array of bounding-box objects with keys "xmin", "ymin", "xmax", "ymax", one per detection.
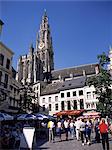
[{"xmin": 99, "ymin": 118, "xmax": 110, "ymax": 150}]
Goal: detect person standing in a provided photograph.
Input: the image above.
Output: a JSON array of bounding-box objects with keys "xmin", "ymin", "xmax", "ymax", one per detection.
[
  {"xmin": 56, "ymin": 120, "xmax": 62, "ymax": 141},
  {"xmin": 64, "ymin": 118, "xmax": 69, "ymax": 141},
  {"xmin": 69, "ymin": 119, "xmax": 75, "ymax": 139},
  {"xmin": 99, "ymin": 119, "xmax": 109, "ymax": 150},
  {"xmin": 80, "ymin": 119, "xmax": 86, "ymax": 146},
  {"xmin": 94, "ymin": 118, "xmax": 100, "ymax": 143},
  {"xmin": 75, "ymin": 118, "xmax": 81, "ymax": 141},
  {"xmin": 47, "ymin": 120, "xmax": 55, "ymax": 142},
  {"xmin": 86, "ymin": 119, "xmax": 92, "ymax": 145}
]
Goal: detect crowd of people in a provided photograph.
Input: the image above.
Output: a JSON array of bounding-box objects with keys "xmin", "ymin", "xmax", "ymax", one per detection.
[
  {"xmin": 0, "ymin": 117, "xmax": 112, "ymax": 149},
  {"xmin": 47, "ymin": 117, "xmax": 112, "ymax": 150}
]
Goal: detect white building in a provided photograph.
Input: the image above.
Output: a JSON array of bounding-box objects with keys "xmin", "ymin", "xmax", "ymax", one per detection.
[{"xmin": 39, "ymin": 66, "xmax": 99, "ymax": 115}]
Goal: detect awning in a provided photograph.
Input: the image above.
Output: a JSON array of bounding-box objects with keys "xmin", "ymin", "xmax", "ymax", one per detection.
[
  {"xmin": 55, "ymin": 109, "xmax": 85, "ymax": 116},
  {"xmin": 83, "ymin": 111, "xmax": 101, "ymax": 116}
]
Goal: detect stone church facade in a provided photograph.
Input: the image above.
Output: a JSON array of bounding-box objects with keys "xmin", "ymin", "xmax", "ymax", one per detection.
[{"xmin": 16, "ymin": 11, "xmax": 54, "ymax": 85}]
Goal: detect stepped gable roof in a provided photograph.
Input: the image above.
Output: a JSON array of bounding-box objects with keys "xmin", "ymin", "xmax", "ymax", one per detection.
[
  {"xmin": 51, "ymin": 63, "xmax": 97, "ymax": 80},
  {"xmin": 41, "ymin": 76, "xmax": 86, "ymax": 95}
]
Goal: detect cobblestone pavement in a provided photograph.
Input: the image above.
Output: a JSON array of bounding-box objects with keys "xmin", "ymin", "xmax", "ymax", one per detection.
[{"xmin": 35, "ymin": 133, "xmax": 112, "ymax": 150}]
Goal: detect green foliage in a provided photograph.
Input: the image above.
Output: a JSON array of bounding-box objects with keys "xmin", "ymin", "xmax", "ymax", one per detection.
[
  {"xmin": 19, "ymin": 86, "xmax": 35, "ymax": 113},
  {"xmin": 87, "ymin": 52, "xmax": 112, "ymax": 117}
]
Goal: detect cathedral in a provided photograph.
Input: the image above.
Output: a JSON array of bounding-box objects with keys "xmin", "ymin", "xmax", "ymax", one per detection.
[
  {"xmin": 16, "ymin": 10, "xmax": 54, "ymax": 85},
  {"xmin": 16, "ymin": 11, "xmax": 112, "ymax": 115}
]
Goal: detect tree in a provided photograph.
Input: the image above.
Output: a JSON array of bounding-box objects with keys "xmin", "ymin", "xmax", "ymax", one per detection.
[
  {"xmin": 19, "ymin": 85, "xmax": 38, "ymax": 113},
  {"xmin": 87, "ymin": 52, "xmax": 112, "ymax": 117}
]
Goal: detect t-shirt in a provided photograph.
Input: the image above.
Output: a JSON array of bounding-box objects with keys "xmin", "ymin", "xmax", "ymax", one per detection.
[
  {"xmin": 99, "ymin": 123, "xmax": 108, "ymax": 133},
  {"xmin": 75, "ymin": 120, "xmax": 81, "ymax": 130},
  {"xmin": 64, "ymin": 121, "xmax": 69, "ymax": 128},
  {"xmin": 57, "ymin": 122, "xmax": 62, "ymax": 128},
  {"xmin": 48, "ymin": 121, "xmax": 55, "ymax": 129},
  {"xmin": 80, "ymin": 122, "xmax": 86, "ymax": 131},
  {"xmin": 69, "ymin": 122, "xmax": 74, "ymax": 128}
]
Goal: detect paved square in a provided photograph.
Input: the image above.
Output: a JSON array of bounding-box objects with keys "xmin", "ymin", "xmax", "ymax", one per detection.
[{"xmin": 35, "ymin": 133, "xmax": 112, "ymax": 150}]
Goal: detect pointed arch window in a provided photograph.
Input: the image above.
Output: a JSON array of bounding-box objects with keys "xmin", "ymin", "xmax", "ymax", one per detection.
[{"xmin": 42, "ymin": 53, "xmax": 45, "ymax": 60}]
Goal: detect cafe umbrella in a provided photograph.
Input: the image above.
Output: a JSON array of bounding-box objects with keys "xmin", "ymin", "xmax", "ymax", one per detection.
[
  {"xmin": 0, "ymin": 112, "xmax": 13, "ymax": 121},
  {"xmin": 35, "ymin": 113, "xmax": 48, "ymax": 120},
  {"xmin": 17, "ymin": 113, "xmax": 36, "ymax": 120}
]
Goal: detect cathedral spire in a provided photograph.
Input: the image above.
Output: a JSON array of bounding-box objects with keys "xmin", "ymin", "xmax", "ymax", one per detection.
[
  {"xmin": 29, "ymin": 43, "xmax": 34, "ymax": 54},
  {"xmin": 44, "ymin": 9, "xmax": 47, "ymax": 17},
  {"xmin": 37, "ymin": 11, "xmax": 54, "ymax": 81}
]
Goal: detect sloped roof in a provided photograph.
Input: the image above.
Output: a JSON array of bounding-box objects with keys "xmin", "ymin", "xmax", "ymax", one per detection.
[
  {"xmin": 41, "ymin": 76, "xmax": 86, "ymax": 95},
  {"xmin": 51, "ymin": 63, "xmax": 97, "ymax": 80}
]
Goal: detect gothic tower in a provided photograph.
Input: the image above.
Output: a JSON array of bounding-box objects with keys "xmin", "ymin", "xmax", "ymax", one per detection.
[
  {"xmin": 16, "ymin": 10, "xmax": 54, "ymax": 84},
  {"xmin": 36, "ymin": 10, "xmax": 54, "ymax": 81}
]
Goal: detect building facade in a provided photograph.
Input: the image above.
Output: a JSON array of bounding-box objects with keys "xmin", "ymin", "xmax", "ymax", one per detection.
[
  {"xmin": 40, "ymin": 65, "xmax": 99, "ymax": 115},
  {"xmin": 0, "ymin": 42, "xmax": 21, "ymax": 113}
]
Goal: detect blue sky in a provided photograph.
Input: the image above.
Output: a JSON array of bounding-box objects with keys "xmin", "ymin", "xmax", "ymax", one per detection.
[{"xmin": 0, "ymin": 0, "xmax": 112, "ymax": 70}]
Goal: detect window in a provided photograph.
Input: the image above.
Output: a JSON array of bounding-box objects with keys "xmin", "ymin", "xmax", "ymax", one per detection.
[
  {"xmin": 0, "ymin": 71, "xmax": 2, "ymax": 84},
  {"xmin": 74, "ymin": 100, "xmax": 77, "ymax": 110},
  {"xmin": 14, "ymin": 88, "xmax": 16, "ymax": 94},
  {"xmin": 61, "ymin": 93, "xmax": 64, "ymax": 98},
  {"xmin": 87, "ymin": 92, "xmax": 91, "ymax": 99},
  {"xmin": 80, "ymin": 99, "xmax": 84, "ymax": 109},
  {"xmin": 37, "ymin": 93, "xmax": 38, "ymax": 98},
  {"xmin": 0, "ymin": 54, "xmax": 4, "ymax": 66},
  {"xmin": 91, "ymin": 103, "xmax": 95, "ymax": 108},
  {"xmin": 67, "ymin": 92, "xmax": 70, "ymax": 97},
  {"xmin": 67, "ymin": 101, "xmax": 71, "ymax": 110},
  {"xmin": 55, "ymin": 96, "xmax": 58, "ymax": 102},
  {"xmin": 4, "ymin": 74, "xmax": 8, "ymax": 88},
  {"xmin": 43, "ymin": 105, "xmax": 45, "ymax": 111},
  {"xmin": 49, "ymin": 104, "xmax": 51, "ymax": 111},
  {"xmin": 79, "ymin": 90, "xmax": 83, "ymax": 96},
  {"xmin": 93, "ymin": 91, "xmax": 96, "ymax": 98},
  {"xmin": 10, "ymin": 85, "xmax": 13, "ymax": 90},
  {"xmin": 6, "ymin": 58, "xmax": 10, "ymax": 69},
  {"xmin": 43, "ymin": 61, "xmax": 45, "ymax": 65},
  {"xmin": 42, "ymin": 53, "xmax": 45, "ymax": 59},
  {"xmin": 48, "ymin": 97, "xmax": 51, "ymax": 102},
  {"xmin": 61, "ymin": 101, "xmax": 64, "ymax": 110},
  {"xmin": 55, "ymin": 103, "xmax": 58, "ymax": 110},
  {"xmin": 73, "ymin": 91, "xmax": 76, "ymax": 96},
  {"xmin": 42, "ymin": 98, "xmax": 45, "ymax": 103},
  {"xmin": 86, "ymin": 103, "xmax": 90, "ymax": 108}
]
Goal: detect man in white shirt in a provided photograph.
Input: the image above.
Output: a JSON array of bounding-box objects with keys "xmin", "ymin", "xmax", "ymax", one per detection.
[
  {"xmin": 64, "ymin": 118, "xmax": 69, "ymax": 141},
  {"xmin": 80, "ymin": 119, "xmax": 86, "ymax": 145},
  {"xmin": 75, "ymin": 118, "xmax": 81, "ymax": 141}
]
